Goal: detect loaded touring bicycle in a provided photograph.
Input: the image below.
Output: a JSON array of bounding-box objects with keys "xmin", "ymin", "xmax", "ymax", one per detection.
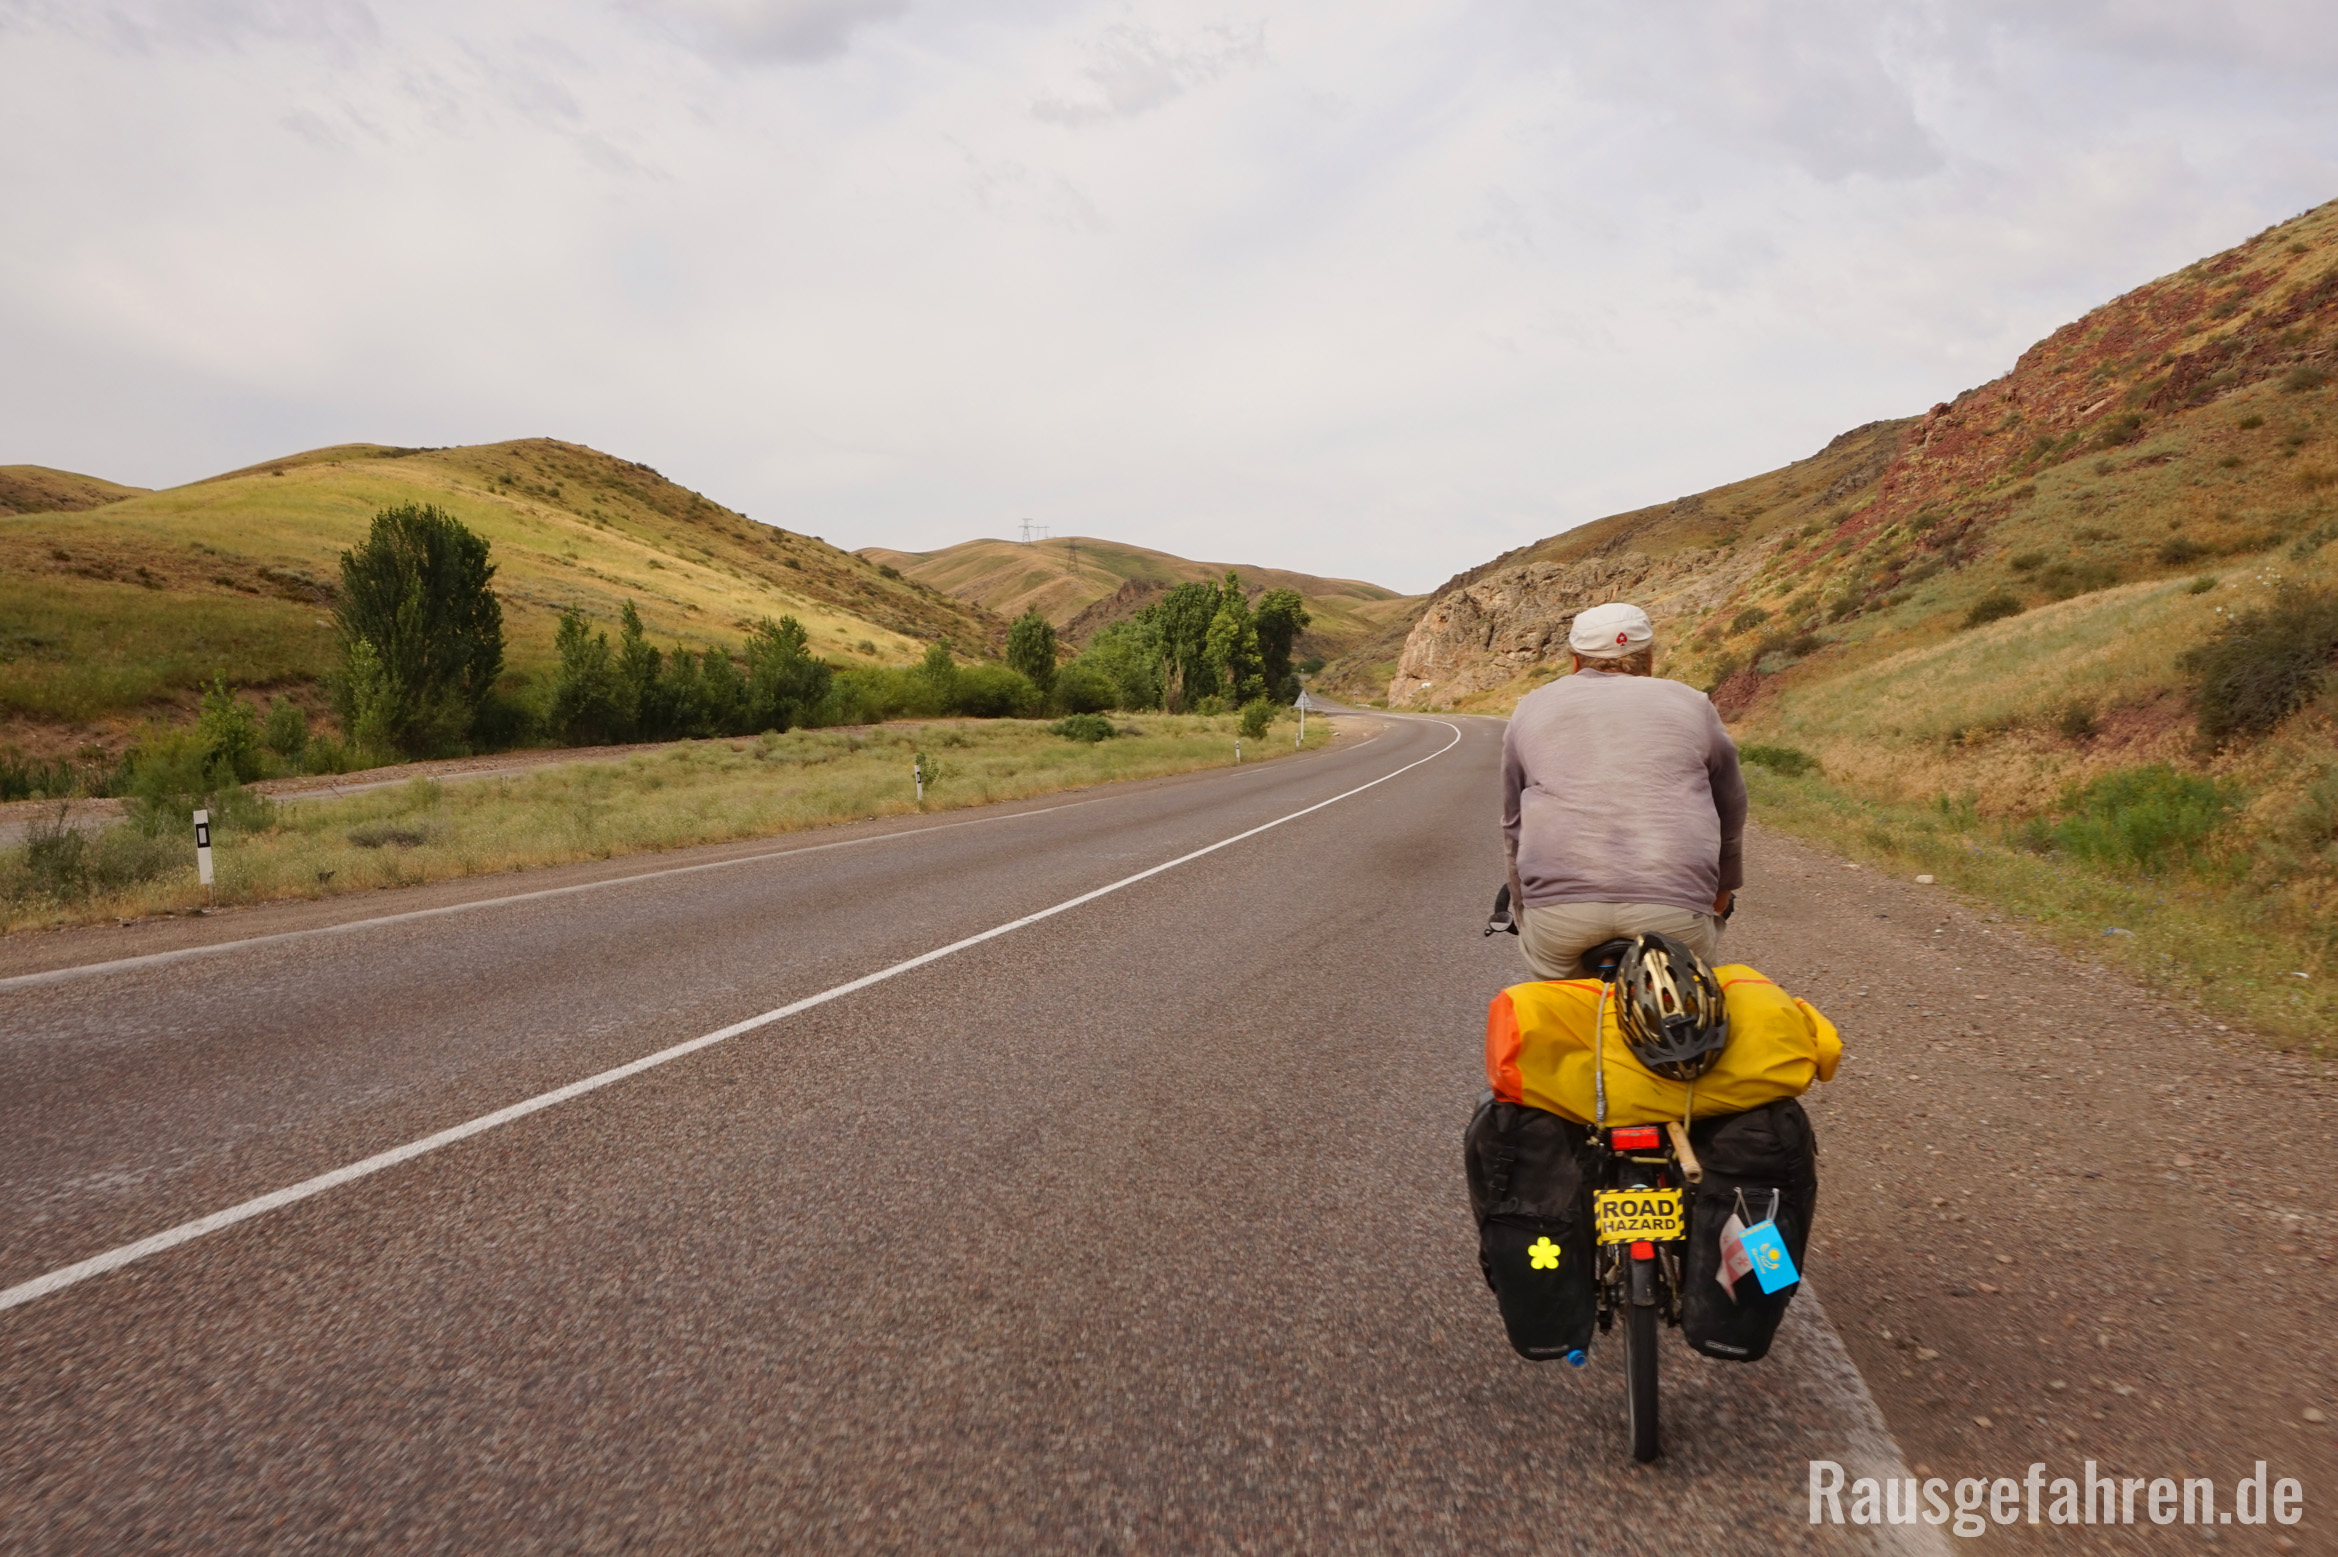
[{"xmin": 1469, "ymin": 893, "xmax": 1838, "ymax": 1461}]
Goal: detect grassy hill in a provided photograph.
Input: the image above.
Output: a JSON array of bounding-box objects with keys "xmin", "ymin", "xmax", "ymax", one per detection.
[
  {"xmin": 0, "ymin": 439, "xmax": 1004, "ymax": 754},
  {"xmin": 0, "ymin": 466, "xmax": 151, "ymax": 517},
  {"xmin": 1354, "ymin": 196, "xmax": 2338, "ymax": 1040},
  {"xmin": 857, "ymin": 536, "xmax": 1419, "ymax": 658}
]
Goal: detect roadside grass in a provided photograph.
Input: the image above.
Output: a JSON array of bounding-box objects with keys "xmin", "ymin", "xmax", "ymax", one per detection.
[
  {"xmin": 1744, "ymin": 767, "xmax": 2338, "ymax": 1051},
  {"xmin": 0, "ymin": 714, "xmax": 1331, "ymax": 931}
]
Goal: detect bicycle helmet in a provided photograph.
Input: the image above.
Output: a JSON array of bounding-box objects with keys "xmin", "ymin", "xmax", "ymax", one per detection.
[{"xmin": 1613, "ymin": 932, "xmax": 1729, "ymax": 1081}]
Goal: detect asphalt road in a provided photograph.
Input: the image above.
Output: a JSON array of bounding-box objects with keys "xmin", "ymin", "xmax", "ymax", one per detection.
[{"xmin": 3, "ymin": 713, "xmax": 1930, "ymax": 1553}]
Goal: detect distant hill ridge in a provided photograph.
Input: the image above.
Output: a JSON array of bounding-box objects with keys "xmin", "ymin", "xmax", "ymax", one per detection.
[
  {"xmin": 0, "ymin": 465, "xmax": 151, "ymax": 518},
  {"xmin": 857, "ymin": 535, "xmax": 1419, "ymax": 659}
]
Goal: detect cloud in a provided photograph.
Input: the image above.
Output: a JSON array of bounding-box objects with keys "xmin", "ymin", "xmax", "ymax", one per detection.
[
  {"xmin": 1033, "ymin": 21, "xmax": 1265, "ymax": 126},
  {"xmin": 2, "ymin": 0, "xmax": 2336, "ymax": 596},
  {"xmin": 0, "ymin": 0, "xmax": 380, "ymax": 60},
  {"xmin": 1552, "ymin": 0, "xmax": 1940, "ymax": 181},
  {"xmin": 633, "ymin": 0, "xmax": 907, "ymax": 64}
]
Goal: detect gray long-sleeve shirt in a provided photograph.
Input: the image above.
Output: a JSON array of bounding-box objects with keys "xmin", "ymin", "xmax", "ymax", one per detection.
[{"xmin": 1501, "ymin": 670, "xmax": 1747, "ymax": 914}]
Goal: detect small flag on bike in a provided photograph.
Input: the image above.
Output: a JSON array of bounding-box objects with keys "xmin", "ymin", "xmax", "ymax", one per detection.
[
  {"xmin": 1716, "ymin": 1210, "xmax": 1754, "ymax": 1298},
  {"xmin": 1738, "ymin": 1218, "xmax": 1800, "ymax": 1294}
]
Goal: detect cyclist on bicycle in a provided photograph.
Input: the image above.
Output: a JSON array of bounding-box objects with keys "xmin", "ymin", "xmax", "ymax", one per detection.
[{"xmin": 1501, "ymin": 601, "xmax": 1746, "ymax": 980}]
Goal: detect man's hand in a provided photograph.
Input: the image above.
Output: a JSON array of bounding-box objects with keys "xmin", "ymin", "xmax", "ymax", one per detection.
[{"xmin": 1713, "ymin": 890, "xmax": 1734, "ymax": 916}]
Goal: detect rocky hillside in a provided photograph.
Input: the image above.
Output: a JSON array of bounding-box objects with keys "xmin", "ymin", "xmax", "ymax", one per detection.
[{"xmin": 1360, "ymin": 195, "xmax": 2338, "ymax": 808}]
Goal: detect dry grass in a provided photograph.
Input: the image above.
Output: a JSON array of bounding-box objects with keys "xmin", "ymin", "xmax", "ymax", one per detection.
[
  {"xmin": 1744, "ymin": 767, "xmax": 2338, "ymax": 1050},
  {"xmin": 0, "ymin": 714, "xmax": 1329, "ymax": 931}
]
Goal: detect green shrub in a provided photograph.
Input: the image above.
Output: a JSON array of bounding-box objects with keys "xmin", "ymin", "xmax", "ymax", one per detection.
[
  {"xmin": 117, "ymin": 730, "xmax": 275, "ymax": 836},
  {"xmin": 0, "ymin": 808, "xmax": 184, "ymax": 905},
  {"xmin": 1051, "ymin": 662, "xmax": 1116, "ymax": 715},
  {"xmin": 0, "ymin": 752, "xmax": 115, "ymax": 802},
  {"xmin": 2038, "ymin": 560, "xmax": 2120, "ymax": 600},
  {"xmin": 2008, "ymin": 552, "xmax": 2047, "ymax": 573},
  {"xmin": 2281, "ymin": 366, "xmax": 2330, "ymax": 393},
  {"xmin": 1238, "ymin": 698, "xmax": 1275, "ymax": 740},
  {"xmin": 1748, "ymin": 630, "xmax": 1823, "ymax": 672},
  {"xmin": 1963, "ymin": 593, "xmax": 2024, "ymax": 628},
  {"xmin": 2095, "ymin": 413, "xmax": 2145, "ymax": 447},
  {"xmin": 949, "ymin": 664, "xmax": 1042, "ymax": 718},
  {"xmin": 1729, "ymin": 606, "xmax": 1771, "ymax": 634},
  {"xmin": 2180, "ymin": 585, "xmax": 2338, "ymax": 744},
  {"xmin": 1740, "ymin": 743, "xmax": 1820, "ymax": 777},
  {"xmin": 1005, "ymin": 609, "xmax": 1058, "ymax": 694},
  {"xmin": 195, "ymin": 677, "xmax": 265, "ymax": 782},
  {"xmin": 2159, "ymin": 536, "xmax": 2215, "ymax": 566},
  {"xmin": 2188, "ymin": 575, "xmax": 2220, "ymax": 594},
  {"xmin": 1049, "ymin": 713, "xmax": 1116, "ymax": 743},
  {"xmin": 2055, "ymin": 701, "xmax": 2099, "ymax": 741},
  {"xmin": 261, "ymin": 697, "xmax": 309, "ymax": 769},
  {"xmin": 2042, "ymin": 765, "xmax": 2237, "ymax": 873}
]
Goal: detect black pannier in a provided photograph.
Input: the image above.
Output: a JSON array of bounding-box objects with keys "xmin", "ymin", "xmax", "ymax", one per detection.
[
  {"xmin": 1679, "ymin": 1098, "xmax": 1819, "ymax": 1362},
  {"xmin": 1464, "ymin": 1099, "xmax": 1598, "ymax": 1360}
]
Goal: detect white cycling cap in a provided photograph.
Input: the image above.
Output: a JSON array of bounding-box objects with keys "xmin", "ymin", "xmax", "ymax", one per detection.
[{"xmin": 1568, "ymin": 601, "xmax": 1655, "ymax": 659}]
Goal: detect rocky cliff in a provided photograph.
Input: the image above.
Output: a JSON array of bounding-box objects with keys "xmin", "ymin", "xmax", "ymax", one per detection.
[{"xmin": 1385, "ymin": 542, "xmax": 1776, "ymax": 707}]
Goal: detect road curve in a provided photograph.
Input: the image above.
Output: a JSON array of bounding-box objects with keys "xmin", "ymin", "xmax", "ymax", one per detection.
[{"xmin": 1, "ymin": 713, "xmax": 1920, "ymax": 1552}]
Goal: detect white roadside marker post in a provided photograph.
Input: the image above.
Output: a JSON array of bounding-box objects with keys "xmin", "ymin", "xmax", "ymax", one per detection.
[
  {"xmin": 913, "ymin": 756, "xmax": 924, "ymax": 803},
  {"xmin": 193, "ymin": 808, "xmax": 214, "ymax": 906},
  {"xmin": 1235, "ymin": 737, "xmax": 1242, "ymax": 764}
]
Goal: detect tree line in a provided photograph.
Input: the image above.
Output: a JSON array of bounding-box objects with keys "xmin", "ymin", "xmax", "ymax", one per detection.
[{"xmin": 142, "ymin": 507, "xmax": 1319, "ymax": 801}]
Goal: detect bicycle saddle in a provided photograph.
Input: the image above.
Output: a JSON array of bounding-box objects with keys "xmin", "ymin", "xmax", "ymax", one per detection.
[{"xmin": 1576, "ymin": 938, "xmax": 1635, "ymax": 982}]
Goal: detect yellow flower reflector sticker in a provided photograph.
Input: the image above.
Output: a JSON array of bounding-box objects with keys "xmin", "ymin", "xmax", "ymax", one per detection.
[{"xmin": 1527, "ymin": 1236, "xmax": 1561, "ymax": 1271}]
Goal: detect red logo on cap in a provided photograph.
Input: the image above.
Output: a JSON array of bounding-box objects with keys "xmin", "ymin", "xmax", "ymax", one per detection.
[{"xmin": 1616, "ymin": 631, "xmax": 1628, "ymax": 645}]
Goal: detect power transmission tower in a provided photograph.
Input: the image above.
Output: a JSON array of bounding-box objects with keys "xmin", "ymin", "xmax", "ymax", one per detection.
[{"xmin": 1019, "ymin": 519, "xmax": 1051, "ymax": 545}]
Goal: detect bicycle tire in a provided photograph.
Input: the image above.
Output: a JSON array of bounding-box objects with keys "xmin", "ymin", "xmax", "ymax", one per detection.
[{"xmin": 1625, "ymin": 1301, "xmax": 1660, "ymax": 1462}]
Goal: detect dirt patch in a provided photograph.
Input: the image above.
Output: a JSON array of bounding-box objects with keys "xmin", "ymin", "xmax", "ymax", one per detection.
[
  {"xmin": 2088, "ymin": 689, "xmax": 2196, "ymax": 759},
  {"xmin": 1733, "ymin": 828, "xmax": 2338, "ymax": 1546},
  {"xmin": 1710, "ymin": 667, "xmax": 1771, "ymax": 722}
]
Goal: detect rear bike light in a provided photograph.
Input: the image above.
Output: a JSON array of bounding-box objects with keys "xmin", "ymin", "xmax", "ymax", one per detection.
[
  {"xmin": 1630, "ymin": 1241, "xmax": 1655, "ymax": 1261},
  {"xmin": 1610, "ymin": 1126, "xmax": 1662, "ymax": 1150}
]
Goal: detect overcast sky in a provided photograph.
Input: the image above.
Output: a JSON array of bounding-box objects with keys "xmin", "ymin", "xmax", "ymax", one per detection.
[{"xmin": 4, "ymin": 1, "xmax": 2336, "ymax": 593}]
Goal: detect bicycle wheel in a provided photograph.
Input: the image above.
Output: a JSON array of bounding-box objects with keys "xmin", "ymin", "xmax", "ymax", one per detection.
[{"xmin": 1624, "ymin": 1302, "xmax": 1660, "ymax": 1462}]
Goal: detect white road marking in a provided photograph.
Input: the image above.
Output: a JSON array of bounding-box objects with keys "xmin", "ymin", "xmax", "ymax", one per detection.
[
  {"xmin": 0, "ymin": 721, "xmax": 1461, "ymax": 1314},
  {"xmin": 0, "ymin": 797, "xmax": 1108, "ymax": 993},
  {"xmin": 1783, "ymin": 1287, "xmax": 1956, "ymax": 1556}
]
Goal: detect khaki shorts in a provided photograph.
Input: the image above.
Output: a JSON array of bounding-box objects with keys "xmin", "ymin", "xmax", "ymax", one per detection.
[{"xmin": 1518, "ymin": 902, "xmax": 1722, "ymax": 981}]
